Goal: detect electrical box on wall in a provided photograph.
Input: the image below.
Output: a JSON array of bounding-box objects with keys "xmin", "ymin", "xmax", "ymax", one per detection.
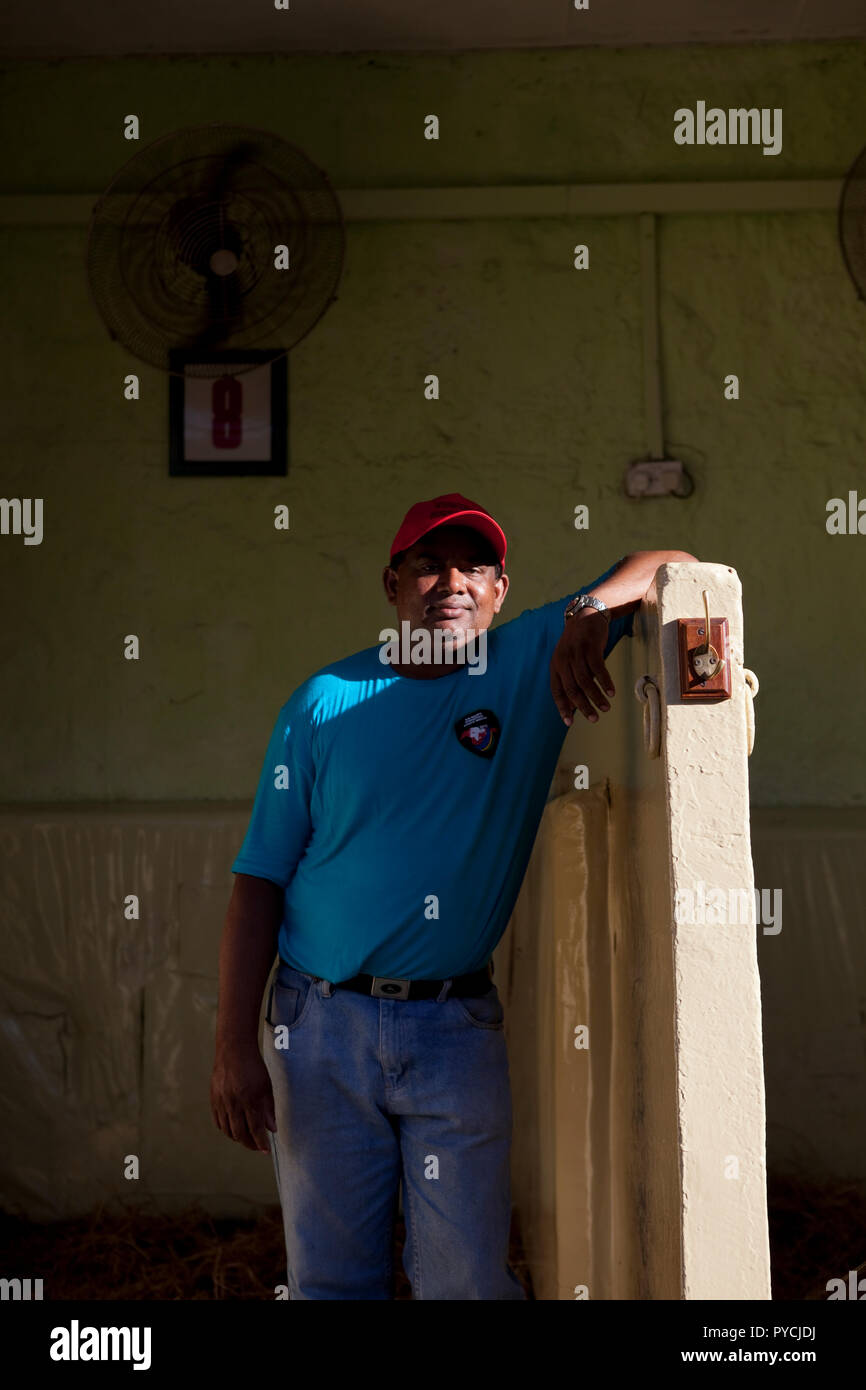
[{"xmin": 677, "ymin": 615, "xmax": 732, "ymax": 701}]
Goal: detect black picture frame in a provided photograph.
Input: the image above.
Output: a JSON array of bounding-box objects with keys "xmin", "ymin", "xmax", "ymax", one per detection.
[{"xmin": 168, "ymin": 349, "xmax": 288, "ymax": 477}]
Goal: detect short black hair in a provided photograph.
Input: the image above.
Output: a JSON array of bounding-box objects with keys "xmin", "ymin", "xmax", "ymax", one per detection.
[{"xmin": 388, "ymin": 547, "xmax": 503, "ymax": 579}]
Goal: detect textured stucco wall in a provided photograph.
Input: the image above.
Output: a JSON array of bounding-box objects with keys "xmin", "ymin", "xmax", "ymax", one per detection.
[
  {"xmin": 504, "ymin": 562, "xmax": 772, "ymax": 1298},
  {"xmin": 498, "ymin": 786, "xmax": 611, "ymax": 1300},
  {"xmin": 606, "ymin": 601, "xmax": 683, "ymax": 1299},
  {"xmin": 1, "ymin": 44, "xmax": 865, "ymax": 804},
  {"xmin": 608, "ymin": 562, "xmax": 771, "ymax": 1299},
  {"xmin": 653, "ymin": 562, "xmax": 771, "ymax": 1299}
]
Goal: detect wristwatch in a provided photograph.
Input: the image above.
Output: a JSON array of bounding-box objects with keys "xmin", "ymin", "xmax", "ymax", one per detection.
[{"xmin": 564, "ymin": 594, "xmax": 609, "ymax": 621}]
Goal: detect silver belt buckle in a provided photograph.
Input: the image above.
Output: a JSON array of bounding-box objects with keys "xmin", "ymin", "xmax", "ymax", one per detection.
[{"xmin": 371, "ymin": 976, "xmax": 411, "ymax": 1000}]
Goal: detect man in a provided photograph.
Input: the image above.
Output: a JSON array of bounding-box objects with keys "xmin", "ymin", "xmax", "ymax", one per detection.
[{"xmin": 210, "ymin": 492, "xmax": 696, "ymax": 1299}]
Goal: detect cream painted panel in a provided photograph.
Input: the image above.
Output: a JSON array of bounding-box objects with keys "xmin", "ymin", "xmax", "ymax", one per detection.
[
  {"xmin": 0, "ymin": 805, "xmax": 275, "ymax": 1218},
  {"xmin": 496, "ymin": 786, "xmax": 610, "ymax": 1300}
]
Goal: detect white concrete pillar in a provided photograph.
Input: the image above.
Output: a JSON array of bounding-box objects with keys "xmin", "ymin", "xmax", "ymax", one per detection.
[
  {"xmin": 503, "ymin": 561, "xmax": 771, "ymax": 1299},
  {"xmin": 608, "ymin": 560, "xmax": 771, "ymax": 1298}
]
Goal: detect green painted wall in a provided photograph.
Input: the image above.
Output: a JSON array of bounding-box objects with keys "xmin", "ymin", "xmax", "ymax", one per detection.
[{"xmin": 1, "ymin": 44, "xmax": 864, "ymax": 804}]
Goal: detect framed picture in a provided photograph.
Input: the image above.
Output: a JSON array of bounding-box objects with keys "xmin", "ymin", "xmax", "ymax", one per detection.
[{"xmin": 169, "ymin": 349, "xmax": 288, "ymax": 476}]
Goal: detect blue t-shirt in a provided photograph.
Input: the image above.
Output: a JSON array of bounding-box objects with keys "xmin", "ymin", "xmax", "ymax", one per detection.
[{"xmin": 231, "ymin": 563, "xmax": 633, "ymax": 980}]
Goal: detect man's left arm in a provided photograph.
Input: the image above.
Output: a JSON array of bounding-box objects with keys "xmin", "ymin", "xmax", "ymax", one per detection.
[{"xmin": 550, "ymin": 549, "xmax": 698, "ymax": 726}]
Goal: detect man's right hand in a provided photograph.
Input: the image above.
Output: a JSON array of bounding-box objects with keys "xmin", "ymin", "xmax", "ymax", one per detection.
[{"xmin": 210, "ymin": 1043, "xmax": 277, "ymax": 1154}]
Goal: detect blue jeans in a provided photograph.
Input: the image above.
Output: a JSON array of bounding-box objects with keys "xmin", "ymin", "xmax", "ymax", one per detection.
[{"xmin": 263, "ymin": 960, "xmax": 527, "ymax": 1300}]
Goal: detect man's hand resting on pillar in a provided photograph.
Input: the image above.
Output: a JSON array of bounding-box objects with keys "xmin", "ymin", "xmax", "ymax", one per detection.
[{"xmin": 549, "ymin": 549, "xmax": 698, "ymax": 726}]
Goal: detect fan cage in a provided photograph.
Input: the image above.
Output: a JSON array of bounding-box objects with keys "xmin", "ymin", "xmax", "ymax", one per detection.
[{"xmin": 86, "ymin": 123, "xmax": 345, "ymax": 376}]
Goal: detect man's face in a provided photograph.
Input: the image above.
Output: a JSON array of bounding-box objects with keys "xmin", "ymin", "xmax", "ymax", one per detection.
[{"xmin": 382, "ymin": 524, "xmax": 509, "ymax": 648}]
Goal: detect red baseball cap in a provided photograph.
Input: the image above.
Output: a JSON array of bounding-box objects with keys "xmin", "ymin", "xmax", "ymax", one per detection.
[{"xmin": 389, "ymin": 492, "xmax": 507, "ymax": 566}]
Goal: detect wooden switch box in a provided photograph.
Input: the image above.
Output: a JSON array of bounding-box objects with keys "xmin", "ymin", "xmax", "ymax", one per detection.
[{"xmin": 677, "ymin": 616, "xmax": 731, "ymax": 701}]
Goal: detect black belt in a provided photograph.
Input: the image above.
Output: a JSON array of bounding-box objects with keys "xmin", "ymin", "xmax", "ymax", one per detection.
[{"xmin": 334, "ymin": 965, "xmax": 493, "ymax": 1001}]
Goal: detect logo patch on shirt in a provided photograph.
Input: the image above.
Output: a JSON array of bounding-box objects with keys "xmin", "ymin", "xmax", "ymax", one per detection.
[{"xmin": 455, "ymin": 709, "xmax": 501, "ymax": 759}]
